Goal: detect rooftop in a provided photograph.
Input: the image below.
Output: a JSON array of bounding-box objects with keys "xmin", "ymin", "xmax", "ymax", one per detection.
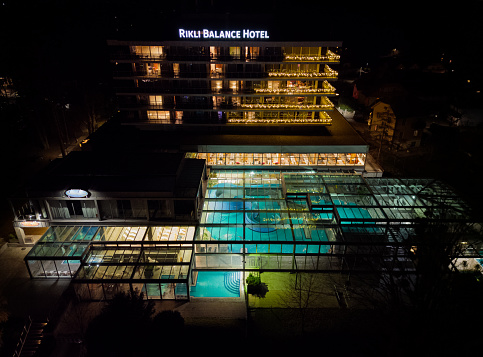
[{"xmin": 16, "ymin": 151, "xmax": 206, "ymax": 197}]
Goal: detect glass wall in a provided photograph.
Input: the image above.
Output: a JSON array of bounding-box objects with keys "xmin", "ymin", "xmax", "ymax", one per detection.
[
  {"xmin": 26, "ymin": 225, "xmax": 195, "ymax": 293},
  {"xmin": 25, "ymin": 241, "xmax": 90, "ymax": 278},
  {"xmin": 190, "ymin": 152, "xmax": 366, "ymax": 167},
  {"xmin": 48, "ymin": 200, "xmax": 97, "ymax": 219},
  {"xmin": 194, "ymin": 170, "xmax": 475, "ymax": 275},
  {"xmin": 25, "ymin": 172, "xmax": 475, "ymax": 299},
  {"xmin": 97, "ymin": 200, "xmax": 148, "ymax": 220},
  {"xmin": 66, "ymin": 225, "xmax": 194, "ymax": 300}
]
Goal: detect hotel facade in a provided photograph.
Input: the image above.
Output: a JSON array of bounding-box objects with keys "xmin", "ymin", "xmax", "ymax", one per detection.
[
  {"xmin": 9, "ymin": 28, "xmax": 481, "ymax": 302},
  {"xmin": 107, "ymin": 33, "xmax": 370, "ymax": 173}
]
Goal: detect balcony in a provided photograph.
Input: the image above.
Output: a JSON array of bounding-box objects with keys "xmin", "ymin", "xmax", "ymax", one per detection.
[
  {"xmin": 268, "ymin": 65, "xmax": 338, "ymax": 79},
  {"xmin": 254, "ymin": 81, "xmax": 336, "ymax": 95},
  {"xmin": 240, "ymin": 102, "xmax": 334, "ymax": 111},
  {"xmin": 129, "ymin": 96, "xmax": 334, "ymax": 111},
  {"xmin": 227, "ymin": 117, "xmax": 333, "ymax": 124},
  {"xmin": 226, "ymin": 111, "xmax": 332, "ymax": 124},
  {"xmin": 113, "ymin": 65, "xmax": 338, "ymax": 80},
  {"xmin": 284, "ymin": 50, "xmax": 340, "ymax": 63}
]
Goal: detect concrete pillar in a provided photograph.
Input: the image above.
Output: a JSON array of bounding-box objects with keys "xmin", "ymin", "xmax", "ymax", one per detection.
[{"xmin": 14, "ymin": 227, "xmax": 26, "ymax": 245}]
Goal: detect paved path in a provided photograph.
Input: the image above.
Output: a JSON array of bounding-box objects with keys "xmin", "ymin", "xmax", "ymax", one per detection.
[{"xmin": 0, "ymin": 245, "xmax": 70, "ymax": 319}]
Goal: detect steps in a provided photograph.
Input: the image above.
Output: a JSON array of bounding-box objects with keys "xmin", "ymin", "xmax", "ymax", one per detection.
[
  {"xmin": 224, "ymin": 272, "xmax": 241, "ymax": 296},
  {"xmin": 13, "ymin": 317, "xmax": 49, "ymax": 357}
]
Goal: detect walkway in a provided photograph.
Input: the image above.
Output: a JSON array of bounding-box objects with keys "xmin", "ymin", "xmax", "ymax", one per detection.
[{"xmin": 0, "ymin": 245, "xmax": 70, "ymax": 319}]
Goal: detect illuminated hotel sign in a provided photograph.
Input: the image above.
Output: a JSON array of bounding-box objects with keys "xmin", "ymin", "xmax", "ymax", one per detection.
[
  {"xmin": 179, "ymin": 29, "xmax": 269, "ymax": 39},
  {"xmin": 65, "ymin": 189, "xmax": 90, "ymax": 198}
]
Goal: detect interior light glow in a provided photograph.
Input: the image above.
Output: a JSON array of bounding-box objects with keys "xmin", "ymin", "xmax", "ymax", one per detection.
[{"xmin": 65, "ymin": 189, "xmax": 90, "ymax": 198}]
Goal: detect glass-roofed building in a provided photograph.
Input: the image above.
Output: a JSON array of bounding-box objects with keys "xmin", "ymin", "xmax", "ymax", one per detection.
[
  {"xmin": 10, "ymin": 17, "xmax": 480, "ymax": 301},
  {"xmin": 17, "ymin": 165, "xmax": 480, "ymax": 301}
]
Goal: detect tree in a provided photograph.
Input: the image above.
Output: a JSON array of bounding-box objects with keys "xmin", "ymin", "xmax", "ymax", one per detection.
[
  {"xmin": 150, "ymin": 310, "xmax": 184, "ymax": 342},
  {"xmin": 330, "ymin": 218, "xmax": 483, "ymax": 355},
  {"xmin": 84, "ymin": 290, "xmax": 184, "ymax": 357},
  {"xmin": 278, "ymin": 272, "xmax": 332, "ymax": 336}
]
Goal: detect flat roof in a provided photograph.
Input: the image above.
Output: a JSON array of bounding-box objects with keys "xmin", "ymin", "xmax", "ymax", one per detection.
[{"xmin": 20, "ymin": 152, "xmax": 205, "ymax": 197}]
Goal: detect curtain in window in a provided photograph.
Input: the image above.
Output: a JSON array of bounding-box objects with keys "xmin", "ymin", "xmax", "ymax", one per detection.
[{"xmin": 49, "ymin": 201, "xmax": 70, "ymax": 219}]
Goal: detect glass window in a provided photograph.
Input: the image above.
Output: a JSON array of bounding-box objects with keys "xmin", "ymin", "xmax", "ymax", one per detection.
[
  {"xmin": 327, "ymin": 154, "xmax": 337, "ymax": 165},
  {"xmin": 207, "ymin": 153, "xmax": 216, "ymax": 166},
  {"xmin": 147, "ymin": 111, "xmax": 170, "ymax": 121},
  {"xmin": 149, "ymin": 95, "xmax": 163, "ymax": 106},
  {"xmin": 229, "ymin": 81, "xmax": 239, "ymax": 93},
  {"xmin": 317, "ymin": 154, "xmax": 327, "ymax": 166},
  {"xmin": 229, "ymin": 47, "xmax": 240, "ymax": 58},
  {"xmin": 244, "ymin": 153, "xmax": 254, "ymax": 165},
  {"xmin": 148, "ymin": 200, "xmax": 170, "ymax": 220},
  {"xmin": 211, "ymin": 80, "xmax": 222, "ymax": 92},
  {"xmin": 48, "ymin": 201, "xmax": 70, "ymax": 219},
  {"xmin": 47, "ymin": 200, "xmax": 97, "ymax": 219}
]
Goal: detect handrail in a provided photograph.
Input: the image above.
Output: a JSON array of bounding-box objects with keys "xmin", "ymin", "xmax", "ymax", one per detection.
[{"xmin": 12, "ymin": 316, "xmax": 32, "ymax": 357}]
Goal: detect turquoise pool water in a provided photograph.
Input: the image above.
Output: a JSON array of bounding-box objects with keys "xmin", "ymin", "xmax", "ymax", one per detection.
[
  {"xmin": 204, "ymin": 182, "xmax": 374, "ymax": 254},
  {"xmin": 190, "ymin": 271, "xmax": 240, "ymax": 298}
]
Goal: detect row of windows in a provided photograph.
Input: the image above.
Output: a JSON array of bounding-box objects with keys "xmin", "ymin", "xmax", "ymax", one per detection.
[
  {"xmin": 125, "ymin": 62, "xmax": 338, "ymax": 79},
  {"xmin": 129, "ymin": 46, "xmax": 339, "ymax": 61},
  {"xmin": 145, "ymin": 94, "xmax": 334, "ymax": 108},
  {"xmin": 188, "ymin": 153, "xmax": 366, "ymax": 166},
  {"xmin": 43, "ymin": 199, "xmax": 194, "ymax": 221},
  {"xmin": 144, "ymin": 111, "xmax": 332, "ymax": 124}
]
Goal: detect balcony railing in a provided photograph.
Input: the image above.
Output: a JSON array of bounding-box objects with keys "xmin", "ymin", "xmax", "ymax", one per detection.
[
  {"xmin": 268, "ymin": 65, "xmax": 338, "ymax": 78},
  {"xmin": 113, "ymin": 66, "xmax": 338, "ymax": 80},
  {"xmin": 122, "ymin": 99, "xmax": 334, "ymax": 111},
  {"xmin": 284, "ymin": 50, "xmax": 340, "ymax": 62},
  {"xmin": 240, "ymin": 102, "xmax": 333, "ymax": 110},
  {"xmin": 254, "ymin": 81, "xmax": 336, "ymax": 95},
  {"xmin": 227, "ymin": 117, "xmax": 333, "ymax": 124}
]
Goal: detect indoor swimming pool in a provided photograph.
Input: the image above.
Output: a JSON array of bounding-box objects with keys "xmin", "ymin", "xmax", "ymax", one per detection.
[{"xmin": 190, "ymin": 271, "xmax": 241, "ymax": 298}]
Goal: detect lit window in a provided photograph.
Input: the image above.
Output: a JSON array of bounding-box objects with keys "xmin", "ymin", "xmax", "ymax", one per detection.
[
  {"xmin": 149, "ymin": 96, "xmax": 163, "ymax": 106},
  {"xmin": 147, "ymin": 111, "xmax": 170, "ymax": 120}
]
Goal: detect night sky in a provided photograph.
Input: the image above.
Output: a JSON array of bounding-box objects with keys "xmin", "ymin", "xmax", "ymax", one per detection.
[{"xmin": 2, "ymin": 0, "xmax": 483, "ymax": 66}]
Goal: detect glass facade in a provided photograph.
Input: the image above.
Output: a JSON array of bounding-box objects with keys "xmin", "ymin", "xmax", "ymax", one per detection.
[
  {"xmin": 187, "ymin": 152, "xmax": 366, "ymax": 167},
  {"xmin": 25, "ymin": 226, "xmax": 195, "ymax": 301},
  {"xmin": 23, "ymin": 171, "xmax": 479, "ymax": 300},
  {"xmin": 193, "ymin": 170, "xmax": 476, "ymax": 275}
]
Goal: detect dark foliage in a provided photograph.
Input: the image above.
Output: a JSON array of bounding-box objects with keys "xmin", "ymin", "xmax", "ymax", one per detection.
[{"xmin": 84, "ymin": 290, "xmax": 184, "ymax": 357}]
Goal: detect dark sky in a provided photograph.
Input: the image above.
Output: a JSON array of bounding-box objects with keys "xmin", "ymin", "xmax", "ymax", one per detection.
[
  {"xmin": 2, "ymin": 0, "xmax": 482, "ymax": 59},
  {"xmin": 1, "ymin": 0, "xmax": 482, "ymax": 98}
]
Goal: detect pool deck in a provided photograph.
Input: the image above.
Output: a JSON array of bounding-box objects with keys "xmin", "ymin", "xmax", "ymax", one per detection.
[
  {"xmin": 0, "ymin": 244, "xmax": 248, "ymax": 354},
  {"xmin": 0, "ymin": 245, "xmax": 71, "ymax": 318}
]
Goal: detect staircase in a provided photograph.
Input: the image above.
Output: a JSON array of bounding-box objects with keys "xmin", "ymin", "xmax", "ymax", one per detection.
[
  {"xmin": 224, "ymin": 272, "xmax": 241, "ymax": 296},
  {"xmin": 13, "ymin": 316, "xmax": 49, "ymax": 357}
]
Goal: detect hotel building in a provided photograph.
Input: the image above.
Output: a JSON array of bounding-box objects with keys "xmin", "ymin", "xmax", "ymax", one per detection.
[
  {"xmin": 107, "ymin": 35, "xmax": 371, "ymax": 173},
  {"xmin": 9, "ymin": 28, "xmax": 480, "ymax": 302}
]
